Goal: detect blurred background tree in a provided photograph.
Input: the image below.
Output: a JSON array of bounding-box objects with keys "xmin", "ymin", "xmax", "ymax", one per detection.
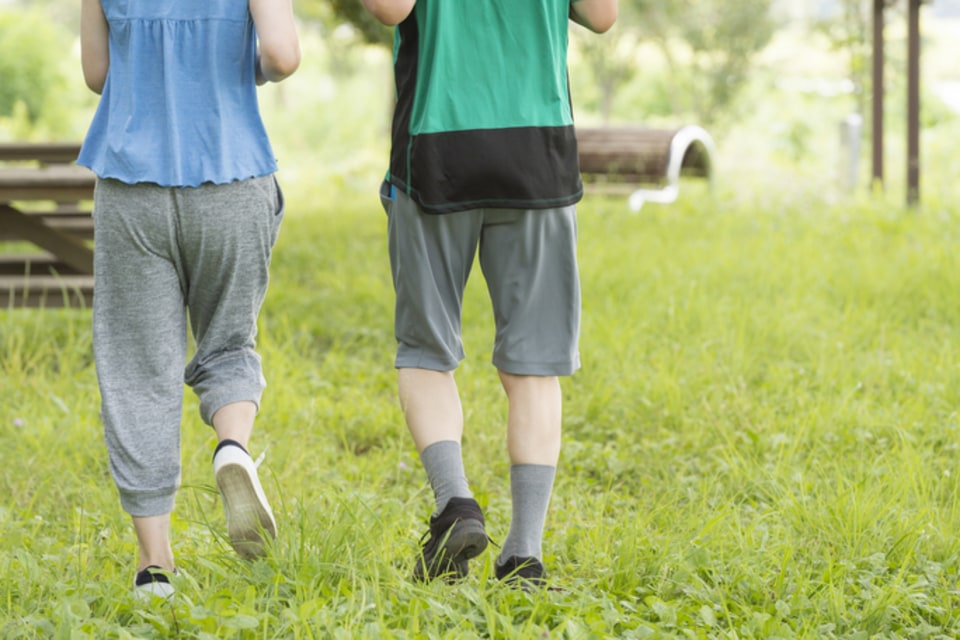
[
  {"xmin": 813, "ymin": 0, "xmax": 886, "ymax": 119},
  {"xmin": 678, "ymin": 0, "xmax": 776, "ymax": 122},
  {"xmin": 4, "ymin": 0, "xmax": 77, "ymax": 29},
  {"xmin": 0, "ymin": 0, "xmax": 954, "ymax": 197},
  {"xmin": 629, "ymin": 0, "xmax": 775, "ymax": 124},
  {"xmin": 0, "ymin": 9, "xmax": 71, "ymax": 132},
  {"xmin": 299, "ymin": 0, "xmax": 392, "ymax": 47},
  {"xmin": 0, "ymin": 0, "xmax": 779, "ymax": 132},
  {"xmin": 307, "ymin": 0, "xmax": 775, "ymax": 125}
]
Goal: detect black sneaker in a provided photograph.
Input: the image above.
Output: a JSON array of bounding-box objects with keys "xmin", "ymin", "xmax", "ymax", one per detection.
[
  {"xmin": 495, "ymin": 556, "xmax": 547, "ymax": 591},
  {"xmin": 413, "ymin": 497, "xmax": 488, "ymax": 582}
]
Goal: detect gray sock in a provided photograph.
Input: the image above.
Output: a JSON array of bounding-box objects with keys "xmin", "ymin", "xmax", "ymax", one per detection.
[
  {"xmin": 419, "ymin": 440, "xmax": 472, "ymax": 515},
  {"xmin": 498, "ymin": 464, "xmax": 556, "ymax": 563}
]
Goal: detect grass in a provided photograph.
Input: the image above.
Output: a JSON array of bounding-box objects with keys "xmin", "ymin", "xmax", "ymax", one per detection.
[
  {"xmin": 3, "ymin": 175, "xmax": 960, "ymax": 637},
  {"xmin": 4, "ymin": 13, "xmax": 960, "ymax": 638}
]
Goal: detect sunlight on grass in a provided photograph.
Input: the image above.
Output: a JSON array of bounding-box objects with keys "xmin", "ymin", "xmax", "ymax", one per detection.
[
  {"xmin": 4, "ymin": 14, "xmax": 960, "ymax": 639},
  {"xmin": 4, "ymin": 183, "xmax": 960, "ymax": 636}
]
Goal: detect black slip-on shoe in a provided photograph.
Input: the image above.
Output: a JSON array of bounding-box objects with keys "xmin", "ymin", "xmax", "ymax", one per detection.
[
  {"xmin": 495, "ymin": 555, "xmax": 547, "ymax": 591},
  {"xmin": 412, "ymin": 497, "xmax": 488, "ymax": 582}
]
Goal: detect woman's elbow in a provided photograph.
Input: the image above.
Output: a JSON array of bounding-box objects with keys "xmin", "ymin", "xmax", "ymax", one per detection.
[
  {"xmin": 261, "ymin": 46, "xmax": 301, "ymax": 82},
  {"xmin": 85, "ymin": 78, "xmax": 105, "ymax": 94},
  {"xmin": 82, "ymin": 64, "xmax": 107, "ymax": 95}
]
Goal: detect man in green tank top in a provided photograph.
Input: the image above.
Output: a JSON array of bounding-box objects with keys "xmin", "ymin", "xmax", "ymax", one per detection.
[{"xmin": 364, "ymin": 0, "xmax": 618, "ymax": 588}]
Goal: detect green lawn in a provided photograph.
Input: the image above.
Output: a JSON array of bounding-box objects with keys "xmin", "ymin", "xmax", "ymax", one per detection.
[{"xmin": 3, "ymin": 177, "xmax": 960, "ymax": 637}]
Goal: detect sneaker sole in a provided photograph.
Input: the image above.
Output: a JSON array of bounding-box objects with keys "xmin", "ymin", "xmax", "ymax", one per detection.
[
  {"xmin": 417, "ymin": 519, "xmax": 488, "ymax": 580},
  {"xmin": 133, "ymin": 580, "xmax": 175, "ymax": 601},
  {"xmin": 214, "ymin": 448, "xmax": 277, "ymax": 559}
]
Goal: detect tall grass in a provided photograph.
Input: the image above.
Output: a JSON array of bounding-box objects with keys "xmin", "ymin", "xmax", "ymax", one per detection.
[
  {"xmin": 3, "ymin": 177, "xmax": 960, "ymax": 637},
  {"xmin": 4, "ymin": 15, "xmax": 960, "ymax": 639}
]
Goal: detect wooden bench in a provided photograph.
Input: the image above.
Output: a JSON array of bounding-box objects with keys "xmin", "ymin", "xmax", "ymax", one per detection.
[
  {"xmin": 576, "ymin": 125, "xmax": 715, "ymax": 210},
  {"xmin": 0, "ymin": 143, "xmax": 95, "ymax": 308}
]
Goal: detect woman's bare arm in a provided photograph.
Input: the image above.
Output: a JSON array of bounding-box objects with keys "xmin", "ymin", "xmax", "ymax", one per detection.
[
  {"xmin": 80, "ymin": 0, "xmax": 110, "ymax": 94},
  {"xmin": 249, "ymin": 0, "xmax": 301, "ymax": 84}
]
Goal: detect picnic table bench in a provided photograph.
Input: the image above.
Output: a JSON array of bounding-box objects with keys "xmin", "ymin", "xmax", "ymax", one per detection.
[
  {"xmin": 576, "ymin": 125, "xmax": 715, "ymax": 210},
  {"xmin": 0, "ymin": 142, "xmax": 95, "ymax": 308}
]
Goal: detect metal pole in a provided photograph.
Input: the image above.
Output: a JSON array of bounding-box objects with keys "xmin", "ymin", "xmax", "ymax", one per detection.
[
  {"xmin": 871, "ymin": 0, "xmax": 885, "ymax": 186},
  {"xmin": 907, "ymin": 0, "xmax": 921, "ymax": 206}
]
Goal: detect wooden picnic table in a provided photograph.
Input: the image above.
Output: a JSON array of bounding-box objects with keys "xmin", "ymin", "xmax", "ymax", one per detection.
[{"xmin": 0, "ymin": 143, "xmax": 95, "ymax": 308}]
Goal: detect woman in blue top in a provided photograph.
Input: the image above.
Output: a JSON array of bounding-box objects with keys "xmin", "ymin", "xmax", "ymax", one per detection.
[{"xmin": 79, "ymin": 0, "xmax": 299, "ymax": 599}]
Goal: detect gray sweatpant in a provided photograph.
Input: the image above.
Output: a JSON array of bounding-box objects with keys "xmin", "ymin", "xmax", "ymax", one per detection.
[{"xmin": 92, "ymin": 176, "xmax": 284, "ymax": 517}]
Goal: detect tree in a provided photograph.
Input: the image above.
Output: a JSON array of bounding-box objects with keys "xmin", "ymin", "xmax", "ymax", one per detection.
[
  {"xmin": 813, "ymin": 0, "xmax": 900, "ymax": 119},
  {"xmin": 0, "ymin": 10, "xmax": 68, "ymax": 123},
  {"xmin": 298, "ymin": 0, "xmax": 393, "ymax": 47},
  {"xmin": 814, "ymin": 0, "xmax": 871, "ymax": 117},
  {"xmin": 574, "ymin": 0, "xmax": 775, "ymax": 125},
  {"xmin": 303, "ymin": 0, "xmax": 775, "ymax": 125},
  {"xmin": 571, "ymin": 25, "xmax": 639, "ymax": 124},
  {"xmin": 8, "ymin": 0, "xmax": 79, "ymax": 31},
  {"xmin": 632, "ymin": 0, "xmax": 776, "ymax": 124}
]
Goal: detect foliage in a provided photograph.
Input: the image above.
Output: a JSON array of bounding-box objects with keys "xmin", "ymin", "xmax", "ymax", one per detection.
[
  {"xmin": 575, "ymin": 0, "xmax": 775, "ymax": 125},
  {"xmin": 4, "ymin": 170, "xmax": 960, "ymax": 636},
  {"xmin": 685, "ymin": 0, "xmax": 775, "ymax": 120},
  {"xmin": 298, "ymin": 0, "xmax": 774, "ymax": 126},
  {"xmin": 571, "ymin": 26, "xmax": 640, "ymax": 124},
  {"xmin": 0, "ymin": 10, "xmax": 69, "ymax": 124},
  {"xmin": 653, "ymin": 0, "xmax": 775, "ymax": 124},
  {"xmin": 4, "ymin": 0, "xmax": 78, "ymax": 30},
  {"xmin": 298, "ymin": 0, "xmax": 393, "ymax": 47},
  {"xmin": 3, "ymin": 14, "xmax": 960, "ymax": 635},
  {"xmin": 0, "ymin": 8, "xmax": 99, "ymax": 141},
  {"xmin": 812, "ymin": 0, "xmax": 880, "ymax": 118}
]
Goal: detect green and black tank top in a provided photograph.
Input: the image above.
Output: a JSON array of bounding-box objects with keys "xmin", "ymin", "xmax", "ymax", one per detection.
[{"xmin": 388, "ymin": 0, "xmax": 583, "ymax": 214}]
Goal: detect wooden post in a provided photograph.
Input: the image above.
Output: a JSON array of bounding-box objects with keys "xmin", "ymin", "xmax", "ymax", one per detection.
[
  {"xmin": 871, "ymin": 0, "xmax": 885, "ymax": 186},
  {"xmin": 906, "ymin": 0, "xmax": 922, "ymax": 206}
]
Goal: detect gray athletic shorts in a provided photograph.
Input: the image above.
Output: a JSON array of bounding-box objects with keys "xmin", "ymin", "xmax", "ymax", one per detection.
[{"xmin": 381, "ymin": 182, "xmax": 581, "ymax": 376}]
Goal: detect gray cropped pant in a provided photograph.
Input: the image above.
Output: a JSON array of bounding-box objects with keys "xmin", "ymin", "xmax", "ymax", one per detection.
[{"xmin": 92, "ymin": 176, "xmax": 284, "ymax": 517}]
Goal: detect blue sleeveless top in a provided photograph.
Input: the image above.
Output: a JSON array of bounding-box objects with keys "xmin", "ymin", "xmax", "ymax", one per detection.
[{"xmin": 78, "ymin": 0, "xmax": 277, "ymax": 187}]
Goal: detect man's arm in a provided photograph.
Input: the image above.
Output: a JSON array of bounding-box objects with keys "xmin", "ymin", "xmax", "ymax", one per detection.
[
  {"xmin": 249, "ymin": 0, "xmax": 301, "ymax": 85},
  {"xmin": 81, "ymin": 0, "xmax": 109, "ymax": 94},
  {"xmin": 570, "ymin": 0, "xmax": 618, "ymax": 34},
  {"xmin": 360, "ymin": 0, "xmax": 416, "ymax": 27}
]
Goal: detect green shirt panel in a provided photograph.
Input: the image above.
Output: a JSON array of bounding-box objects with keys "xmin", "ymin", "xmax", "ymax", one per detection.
[{"xmin": 409, "ymin": 0, "xmax": 573, "ymax": 134}]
